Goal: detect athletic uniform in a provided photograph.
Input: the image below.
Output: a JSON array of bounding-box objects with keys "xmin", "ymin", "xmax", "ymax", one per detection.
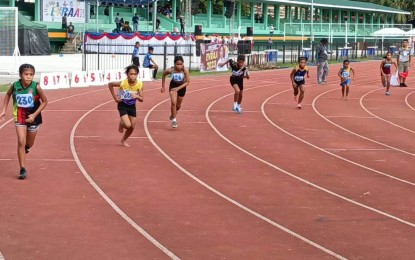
[
  {"xmin": 382, "ymin": 59, "xmax": 393, "ymax": 75},
  {"xmin": 292, "ymin": 65, "xmax": 309, "ymax": 86},
  {"xmin": 340, "ymin": 67, "xmax": 351, "ymax": 87},
  {"xmin": 169, "ymin": 67, "xmax": 187, "ymax": 97},
  {"xmin": 12, "ymin": 80, "xmax": 42, "ymax": 131},
  {"xmin": 117, "ymin": 79, "xmax": 143, "ymax": 117},
  {"xmin": 132, "ymin": 46, "xmax": 140, "ymax": 67},
  {"xmin": 229, "ymin": 59, "xmax": 247, "ymax": 90}
]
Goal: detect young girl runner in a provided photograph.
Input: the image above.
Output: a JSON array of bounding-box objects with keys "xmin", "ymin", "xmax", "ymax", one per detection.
[
  {"xmin": 108, "ymin": 65, "xmax": 143, "ymax": 147},
  {"xmin": 338, "ymin": 59, "xmax": 355, "ymax": 100},
  {"xmin": 380, "ymin": 52, "xmax": 397, "ymax": 96},
  {"xmin": 290, "ymin": 57, "xmax": 310, "ymax": 109},
  {"xmin": 161, "ymin": 55, "xmax": 190, "ymax": 128},
  {"xmin": 219, "ymin": 54, "xmax": 249, "ymax": 113},
  {"xmin": 0, "ymin": 64, "xmax": 48, "ymax": 179}
]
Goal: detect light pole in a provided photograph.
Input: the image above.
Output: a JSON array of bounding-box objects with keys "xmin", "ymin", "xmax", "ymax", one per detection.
[{"xmin": 310, "ymin": 0, "xmax": 314, "ymax": 46}]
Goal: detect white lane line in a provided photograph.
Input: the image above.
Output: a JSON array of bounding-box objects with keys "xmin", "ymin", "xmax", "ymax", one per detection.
[
  {"xmin": 261, "ymin": 90, "xmax": 415, "ymax": 186},
  {"xmin": 404, "ymin": 91, "xmax": 415, "ymax": 110},
  {"xmin": 144, "ymin": 83, "xmax": 347, "ymax": 259},
  {"xmin": 360, "ymin": 88, "xmax": 415, "ymax": 134},
  {"xmin": 322, "ymin": 148, "xmax": 393, "ymax": 152},
  {"xmin": 0, "ymin": 89, "xmax": 106, "ymax": 130},
  {"xmin": 325, "ymin": 116, "xmax": 375, "ymax": 119},
  {"xmin": 313, "ymin": 88, "xmax": 415, "ymax": 157},
  {"xmin": 211, "ymin": 87, "xmax": 415, "ymax": 229},
  {"xmin": 70, "ymin": 99, "xmax": 180, "ymax": 260},
  {"xmin": 0, "ymin": 158, "xmax": 75, "ymax": 162}
]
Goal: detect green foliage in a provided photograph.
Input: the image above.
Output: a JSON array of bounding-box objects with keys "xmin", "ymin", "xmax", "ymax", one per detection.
[{"xmin": 355, "ymin": 0, "xmax": 414, "ymax": 22}]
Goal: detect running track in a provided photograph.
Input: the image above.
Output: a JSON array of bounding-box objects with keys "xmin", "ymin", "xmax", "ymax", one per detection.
[{"xmin": 1, "ymin": 61, "xmax": 415, "ymax": 259}]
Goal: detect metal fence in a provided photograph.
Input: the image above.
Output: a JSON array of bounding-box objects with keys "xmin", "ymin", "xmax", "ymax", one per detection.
[{"xmin": 83, "ymin": 42, "xmax": 196, "ymax": 71}]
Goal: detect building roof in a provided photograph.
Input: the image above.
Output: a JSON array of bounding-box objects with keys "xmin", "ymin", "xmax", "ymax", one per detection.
[{"xmin": 258, "ymin": 0, "xmax": 410, "ymax": 15}]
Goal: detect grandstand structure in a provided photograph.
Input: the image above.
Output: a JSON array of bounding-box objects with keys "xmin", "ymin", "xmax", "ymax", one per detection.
[{"xmin": 0, "ymin": 0, "xmax": 412, "ymax": 46}]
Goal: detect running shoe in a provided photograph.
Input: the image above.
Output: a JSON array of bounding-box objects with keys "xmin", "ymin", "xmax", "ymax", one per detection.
[
  {"xmin": 297, "ymin": 103, "xmax": 302, "ymax": 109},
  {"xmin": 232, "ymin": 106, "xmax": 237, "ymax": 111},
  {"xmin": 18, "ymin": 168, "xmax": 27, "ymax": 180},
  {"xmin": 25, "ymin": 145, "xmax": 31, "ymax": 154},
  {"xmin": 236, "ymin": 106, "xmax": 242, "ymax": 113},
  {"xmin": 172, "ymin": 121, "xmax": 178, "ymax": 128},
  {"xmin": 385, "ymin": 92, "xmax": 390, "ymax": 96}
]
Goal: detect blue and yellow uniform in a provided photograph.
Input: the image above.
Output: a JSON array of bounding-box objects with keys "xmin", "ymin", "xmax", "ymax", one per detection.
[
  {"xmin": 340, "ymin": 67, "xmax": 351, "ymax": 87},
  {"xmin": 169, "ymin": 67, "xmax": 187, "ymax": 97},
  {"xmin": 12, "ymin": 80, "xmax": 42, "ymax": 126},
  {"xmin": 117, "ymin": 79, "xmax": 143, "ymax": 117},
  {"xmin": 293, "ymin": 65, "xmax": 309, "ymax": 86}
]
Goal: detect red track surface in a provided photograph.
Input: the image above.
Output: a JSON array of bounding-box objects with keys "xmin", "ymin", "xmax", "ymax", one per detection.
[{"xmin": 1, "ymin": 61, "xmax": 415, "ymax": 259}]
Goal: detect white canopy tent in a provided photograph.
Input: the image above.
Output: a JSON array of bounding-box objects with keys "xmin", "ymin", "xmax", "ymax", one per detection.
[
  {"xmin": 373, "ymin": 28, "xmax": 406, "ymax": 36},
  {"xmin": 404, "ymin": 29, "xmax": 415, "ymax": 36}
]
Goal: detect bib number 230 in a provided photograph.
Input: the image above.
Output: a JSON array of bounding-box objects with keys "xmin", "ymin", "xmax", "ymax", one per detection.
[{"xmin": 16, "ymin": 94, "xmax": 34, "ymax": 108}]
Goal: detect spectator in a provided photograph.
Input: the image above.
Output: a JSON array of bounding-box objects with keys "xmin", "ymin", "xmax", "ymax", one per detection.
[
  {"xmin": 90, "ymin": 5, "xmax": 95, "ymax": 18},
  {"xmin": 67, "ymin": 22, "xmax": 75, "ymax": 43},
  {"xmin": 143, "ymin": 46, "xmax": 159, "ymax": 79},
  {"xmin": 179, "ymin": 16, "xmax": 185, "ymax": 34},
  {"xmin": 122, "ymin": 21, "xmax": 132, "ymax": 33},
  {"xmin": 316, "ymin": 38, "xmax": 330, "ymax": 84},
  {"xmin": 156, "ymin": 18, "xmax": 161, "ymax": 32},
  {"xmin": 104, "ymin": 6, "xmax": 109, "ymax": 16},
  {"xmin": 115, "ymin": 13, "xmax": 121, "ymax": 32},
  {"xmin": 62, "ymin": 13, "xmax": 67, "ymax": 29},
  {"xmin": 268, "ymin": 37, "xmax": 273, "ymax": 49},
  {"xmin": 269, "ymin": 24, "xmax": 274, "ymax": 36},
  {"xmin": 131, "ymin": 41, "xmax": 140, "ymax": 67},
  {"xmin": 132, "ymin": 13, "xmax": 139, "ymax": 32}
]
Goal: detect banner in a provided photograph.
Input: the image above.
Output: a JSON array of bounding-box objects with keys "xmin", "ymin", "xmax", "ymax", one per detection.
[
  {"xmin": 42, "ymin": 0, "xmax": 86, "ymax": 23},
  {"xmin": 200, "ymin": 43, "xmax": 229, "ymax": 72}
]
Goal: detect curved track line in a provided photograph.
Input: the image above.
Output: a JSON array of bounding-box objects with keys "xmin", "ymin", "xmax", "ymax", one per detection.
[
  {"xmin": 206, "ymin": 87, "xmax": 415, "ymax": 229},
  {"xmin": 144, "ymin": 85, "xmax": 347, "ymax": 259},
  {"xmin": 405, "ymin": 91, "xmax": 415, "ymax": 110},
  {"xmin": 312, "ymin": 88, "xmax": 415, "ymax": 156},
  {"xmin": 360, "ymin": 88, "xmax": 415, "ymax": 133},
  {"xmin": 0, "ymin": 88, "xmax": 106, "ymax": 130},
  {"xmin": 262, "ymin": 92, "xmax": 415, "ymax": 186},
  {"xmin": 70, "ymin": 100, "xmax": 180, "ymax": 260}
]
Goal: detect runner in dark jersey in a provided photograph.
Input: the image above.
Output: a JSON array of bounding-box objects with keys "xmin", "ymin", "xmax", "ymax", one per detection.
[
  {"xmin": 290, "ymin": 57, "xmax": 309, "ymax": 109},
  {"xmin": 161, "ymin": 56, "xmax": 190, "ymax": 128},
  {"xmin": 218, "ymin": 54, "xmax": 249, "ymax": 113}
]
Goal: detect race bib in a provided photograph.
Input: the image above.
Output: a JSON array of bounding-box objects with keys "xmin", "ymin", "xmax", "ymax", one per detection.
[
  {"xmin": 294, "ymin": 76, "xmax": 304, "ymax": 81},
  {"xmin": 172, "ymin": 73, "xmax": 184, "ymax": 82},
  {"xmin": 118, "ymin": 90, "xmax": 134, "ymax": 100},
  {"xmin": 232, "ymin": 71, "xmax": 243, "ymax": 77},
  {"xmin": 16, "ymin": 93, "xmax": 34, "ymax": 108},
  {"xmin": 342, "ymin": 72, "xmax": 350, "ymax": 77}
]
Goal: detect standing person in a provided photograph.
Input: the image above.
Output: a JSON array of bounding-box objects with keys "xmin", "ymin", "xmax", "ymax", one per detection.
[
  {"xmin": 269, "ymin": 24, "xmax": 274, "ymax": 36},
  {"xmin": 179, "ymin": 16, "xmax": 185, "ymax": 34},
  {"xmin": 0, "ymin": 64, "xmax": 48, "ymax": 180},
  {"xmin": 104, "ymin": 6, "xmax": 109, "ymax": 16},
  {"xmin": 338, "ymin": 59, "xmax": 355, "ymax": 100},
  {"xmin": 115, "ymin": 13, "xmax": 121, "ymax": 32},
  {"xmin": 290, "ymin": 57, "xmax": 310, "ymax": 109},
  {"xmin": 62, "ymin": 13, "xmax": 67, "ymax": 29},
  {"xmin": 268, "ymin": 37, "xmax": 273, "ymax": 49},
  {"xmin": 397, "ymin": 39, "xmax": 411, "ymax": 87},
  {"xmin": 67, "ymin": 22, "xmax": 75, "ymax": 43},
  {"xmin": 316, "ymin": 38, "xmax": 330, "ymax": 84},
  {"xmin": 108, "ymin": 65, "xmax": 144, "ymax": 147},
  {"xmin": 131, "ymin": 41, "xmax": 141, "ymax": 67},
  {"xmin": 142, "ymin": 46, "xmax": 159, "ymax": 79},
  {"xmin": 161, "ymin": 56, "xmax": 190, "ymax": 128},
  {"xmin": 380, "ymin": 52, "xmax": 397, "ymax": 96},
  {"xmin": 132, "ymin": 13, "xmax": 139, "ymax": 32},
  {"xmin": 156, "ymin": 17, "xmax": 161, "ymax": 32},
  {"xmin": 218, "ymin": 54, "xmax": 249, "ymax": 113}
]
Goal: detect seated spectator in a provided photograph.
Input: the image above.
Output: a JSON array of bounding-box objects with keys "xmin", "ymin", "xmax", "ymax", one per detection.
[
  {"xmin": 122, "ymin": 21, "xmax": 132, "ymax": 33},
  {"xmin": 67, "ymin": 22, "xmax": 75, "ymax": 43},
  {"xmin": 143, "ymin": 46, "xmax": 158, "ymax": 79}
]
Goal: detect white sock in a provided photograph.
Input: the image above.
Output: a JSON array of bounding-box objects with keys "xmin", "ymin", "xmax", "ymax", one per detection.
[
  {"xmin": 237, "ymin": 103, "xmax": 241, "ymax": 108},
  {"xmin": 172, "ymin": 118, "xmax": 177, "ymax": 122},
  {"xmin": 233, "ymin": 102, "xmax": 237, "ymax": 108}
]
